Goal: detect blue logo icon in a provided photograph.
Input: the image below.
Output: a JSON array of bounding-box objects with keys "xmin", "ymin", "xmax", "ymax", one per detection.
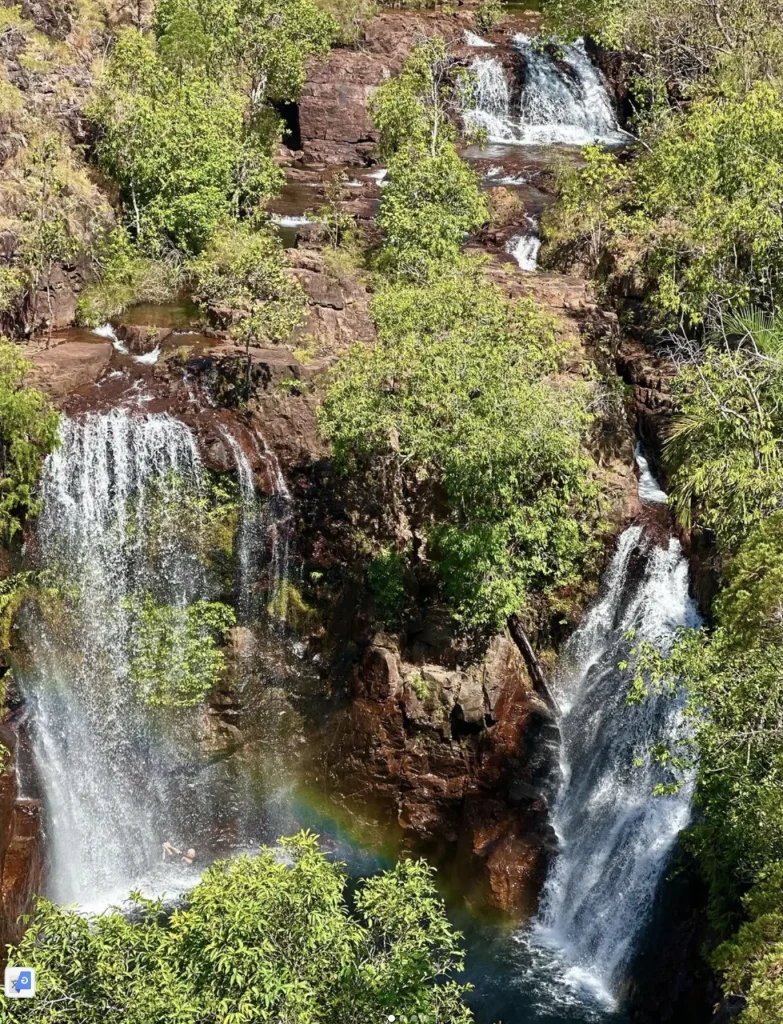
[{"xmin": 4, "ymin": 966, "xmax": 36, "ymax": 998}]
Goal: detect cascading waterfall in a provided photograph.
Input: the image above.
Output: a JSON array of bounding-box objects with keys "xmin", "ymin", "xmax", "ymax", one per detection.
[
  {"xmin": 465, "ymin": 37, "xmax": 626, "ymax": 146},
  {"xmin": 467, "ymin": 56, "xmax": 513, "ymax": 140},
  {"xmin": 507, "ymin": 218, "xmax": 541, "ymax": 271},
  {"xmin": 16, "ymin": 409, "xmax": 291, "ymax": 909},
  {"xmin": 19, "ymin": 410, "xmax": 215, "ymax": 906},
  {"xmin": 529, "ymin": 470, "xmax": 701, "ymax": 1005}
]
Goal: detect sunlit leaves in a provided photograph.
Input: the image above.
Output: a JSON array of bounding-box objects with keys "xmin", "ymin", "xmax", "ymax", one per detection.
[
  {"xmin": 124, "ymin": 594, "xmax": 236, "ymax": 707},
  {"xmin": 0, "ymin": 338, "xmax": 60, "ymax": 540},
  {"xmin": 320, "ymin": 260, "xmax": 602, "ymax": 628},
  {"xmin": 2, "ymin": 833, "xmax": 473, "ymax": 1024}
]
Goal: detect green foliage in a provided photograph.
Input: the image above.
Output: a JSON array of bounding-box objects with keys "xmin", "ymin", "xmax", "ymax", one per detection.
[
  {"xmin": 1, "ymin": 832, "xmax": 472, "ymax": 1024},
  {"xmin": 317, "ymin": 0, "xmax": 377, "ymax": 45},
  {"xmin": 90, "ymin": 30, "xmax": 283, "ymax": 254},
  {"xmin": 0, "ymin": 339, "xmax": 60, "ymax": 540},
  {"xmin": 475, "ymin": 0, "xmax": 503, "ymax": 33},
  {"xmin": 370, "ymin": 38, "xmax": 461, "ymax": 161},
  {"xmin": 545, "ymin": 86, "xmax": 783, "ymax": 324},
  {"xmin": 320, "ymin": 260, "xmax": 601, "ymax": 628},
  {"xmin": 153, "ymin": 0, "xmax": 337, "ymax": 102},
  {"xmin": 189, "ymin": 223, "xmax": 306, "ymax": 345},
  {"xmin": 367, "ymin": 547, "xmax": 408, "ymax": 627},
  {"xmin": 0, "ymin": 570, "xmax": 63, "ymax": 653},
  {"xmin": 541, "ymin": 0, "xmax": 783, "ymax": 97},
  {"xmin": 124, "ymin": 594, "xmax": 236, "ymax": 707},
  {"xmin": 137, "ymin": 469, "xmax": 240, "ymax": 575},
  {"xmin": 76, "ymin": 227, "xmax": 183, "ymax": 327},
  {"xmin": 267, "ymin": 582, "xmax": 320, "ymax": 633},
  {"xmin": 408, "ymin": 669, "xmax": 430, "ymax": 701},
  {"xmin": 0, "ymin": 267, "xmax": 23, "ymax": 314},
  {"xmin": 0, "ymin": 127, "xmax": 112, "ymax": 330},
  {"xmin": 370, "ymin": 40, "xmax": 487, "ymax": 281},
  {"xmin": 713, "ymin": 864, "xmax": 783, "ymax": 1024},
  {"xmin": 543, "ymin": 146, "xmax": 628, "ymax": 277},
  {"xmin": 376, "ymin": 148, "xmax": 488, "ymax": 281},
  {"xmin": 664, "ymin": 345, "xmax": 783, "ymax": 552}
]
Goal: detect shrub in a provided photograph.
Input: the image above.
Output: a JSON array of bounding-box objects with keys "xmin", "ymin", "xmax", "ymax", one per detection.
[
  {"xmin": 0, "ymin": 338, "xmax": 60, "ymax": 540},
  {"xmin": 1, "ymin": 833, "xmax": 473, "ymax": 1024}
]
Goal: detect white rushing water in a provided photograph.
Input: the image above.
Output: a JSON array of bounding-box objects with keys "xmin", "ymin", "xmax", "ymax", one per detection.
[
  {"xmin": 464, "ymin": 29, "xmax": 495, "ymax": 48},
  {"xmin": 529, "ymin": 508, "xmax": 700, "ymax": 1005},
  {"xmin": 221, "ymin": 426, "xmax": 292, "ymax": 624},
  {"xmin": 18, "ymin": 409, "xmax": 291, "ymax": 908},
  {"xmin": 21, "ymin": 411, "xmax": 210, "ymax": 906},
  {"xmin": 466, "ymin": 37, "xmax": 627, "ymax": 146},
  {"xmin": 635, "ymin": 444, "xmax": 668, "ymax": 504},
  {"xmin": 507, "ymin": 222, "xmax": 541, "ymax": 271}
]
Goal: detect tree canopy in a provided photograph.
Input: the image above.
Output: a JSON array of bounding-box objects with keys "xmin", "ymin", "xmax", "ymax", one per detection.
[
  {"xmin": 320, "ymin": 260, "xmax": 602, "ymax": 629},
  {"xmin": 1, "ymin": 833, "xmax": 473, "ymax": 1024}
]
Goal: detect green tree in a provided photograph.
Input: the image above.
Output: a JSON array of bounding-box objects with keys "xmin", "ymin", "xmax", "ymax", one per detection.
[
  {"xmin": 90, "ymin": 30, "xmax": 283, "ymax": 254},
  {"xmin": 1, "ymin": 833, "xmax": 473, "ymax": 1024},
  {"xmin": 713, "ymin": 864, "xmax": 783, "ymax": 1024},
  {"xmin": 541, "ymin": 0, "xmax": 783, "ymax": 96},
  {"xmin": 153, "ymin": 0, "xmax": 337, "ymax": 102},
  {"xmin": 664, "ymin": 344, "xmax": 783, "ymax": 552},
  {"xmin": 320, "ymin": 259, "xmax": 601, "ymax": 628},
  {"xmin": 189, "ymin": 223, "xmax": 306, "ymax": 350},
  {"xmin": 375, "ymin": 149, "xmax": 488, "ymax": 281},
  {"xmin": 370, "ymin": 40, "xmax": 488, "ymax": 280},
  {"xmin": 543, "ymin": 86, "xmax": 783, "ymax": 325},
  {"xmin": 0, "ymin": 338, "xmax": 60, "ymax": 541}
]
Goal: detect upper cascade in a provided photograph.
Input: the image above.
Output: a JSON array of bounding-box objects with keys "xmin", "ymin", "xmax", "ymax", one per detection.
[{"xmin": 466, "ymin": 36, "xmax": 626, "ymax": 146}]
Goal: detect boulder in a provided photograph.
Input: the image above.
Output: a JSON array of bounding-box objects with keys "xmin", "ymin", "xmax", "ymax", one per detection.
[
  {"xmin": 28, "ymin": 338, "xmax": 113, "ymax": 399},
  {"xmin": 318, "ymin": 633, "xmax": 557, "ymax": 915}
]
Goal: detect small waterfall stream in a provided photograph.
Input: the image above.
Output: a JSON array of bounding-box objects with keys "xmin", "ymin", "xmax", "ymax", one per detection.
[{"xmin": 466, "ymin": 37, "xmax": 626, "ymax": 146}]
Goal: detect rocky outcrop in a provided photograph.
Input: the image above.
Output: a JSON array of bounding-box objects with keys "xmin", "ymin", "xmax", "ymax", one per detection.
[
  {"xmin": 28, "ymin": 336, "xmax": 113, "ymax": 399},
  {"xmin": 0, "ymin": 723, "xmax": 44, "ymax": 963},
  {"xmin": 316, "ymin": 636, "xmax": 559, "ymax": 915},
  {"xmin": 616, "ymin": 337, "xmax": 676, "ymax": 466},
  {"xmin": 298, "ymin": 10, "xmax": 474, "ymax": 164}
]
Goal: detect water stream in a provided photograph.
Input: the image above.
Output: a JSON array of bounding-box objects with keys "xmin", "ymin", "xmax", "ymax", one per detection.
[
  {"xmin": 466, "ymin": 37, "xmax": 626, "ymax": 146},
  {"xmin": 532, "ymin": 523, "xmax": 700, "ymax": 1005}
]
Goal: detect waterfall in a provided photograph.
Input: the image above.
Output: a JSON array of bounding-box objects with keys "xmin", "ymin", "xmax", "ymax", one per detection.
[
  {"xmin": 507, "ymin": 218, "xmax": 541, "ymax": 271},
  {"xmin": 635, "ymin": 444, "xmax": 668, "ymax": 505},
  {"xmin": 221, "ymin": 426, "xmax": 292, "ymax": 624},
  {"xmin": 464, "ymin": 29, "xmax": 495, "ymax": 48},
  {"xmin": 465, "ymin": 38, "xmax": 625, "ymax": 146},
  {"xmin": 515, "ymin": 35, "xmax": 621, "ymax": 146},
  {"xmin": 529, "ymin": 470, "xmax": 701, "ymax": 1003},
  {"xmin": 16, "ymin": 411, "xmax": 221, "ymax": 907},
  {"xmin": 467, "ymin": 57, "xmax": 514, "ymax": 141}
]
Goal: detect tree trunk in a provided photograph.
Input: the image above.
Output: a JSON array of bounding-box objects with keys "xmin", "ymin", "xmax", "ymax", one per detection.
[{"xmin": 507, "ymin": 613, "xmax": 561, "ymax": 716}]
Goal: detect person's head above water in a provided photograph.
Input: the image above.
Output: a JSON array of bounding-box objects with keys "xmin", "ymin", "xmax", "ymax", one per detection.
[{"xmin": 183, "ymin": 848, "xmax": 196, "ymax": 863}]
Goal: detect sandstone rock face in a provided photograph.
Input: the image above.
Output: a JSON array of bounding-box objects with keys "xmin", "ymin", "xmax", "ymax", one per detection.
[
  {"xmin": 0, "ymin": 725, "xmax": 44, "ymax": 964},
  {"xmin": 319, "ymin": 635, "xmax": 559, "ymax": 915},
  {"xmin": 298, "ymin": 11, "xmax": 473, "ymax": 164},
  {"xmin": 28, "ymin": 337, "xmax": 113, "ymax": 399}
]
